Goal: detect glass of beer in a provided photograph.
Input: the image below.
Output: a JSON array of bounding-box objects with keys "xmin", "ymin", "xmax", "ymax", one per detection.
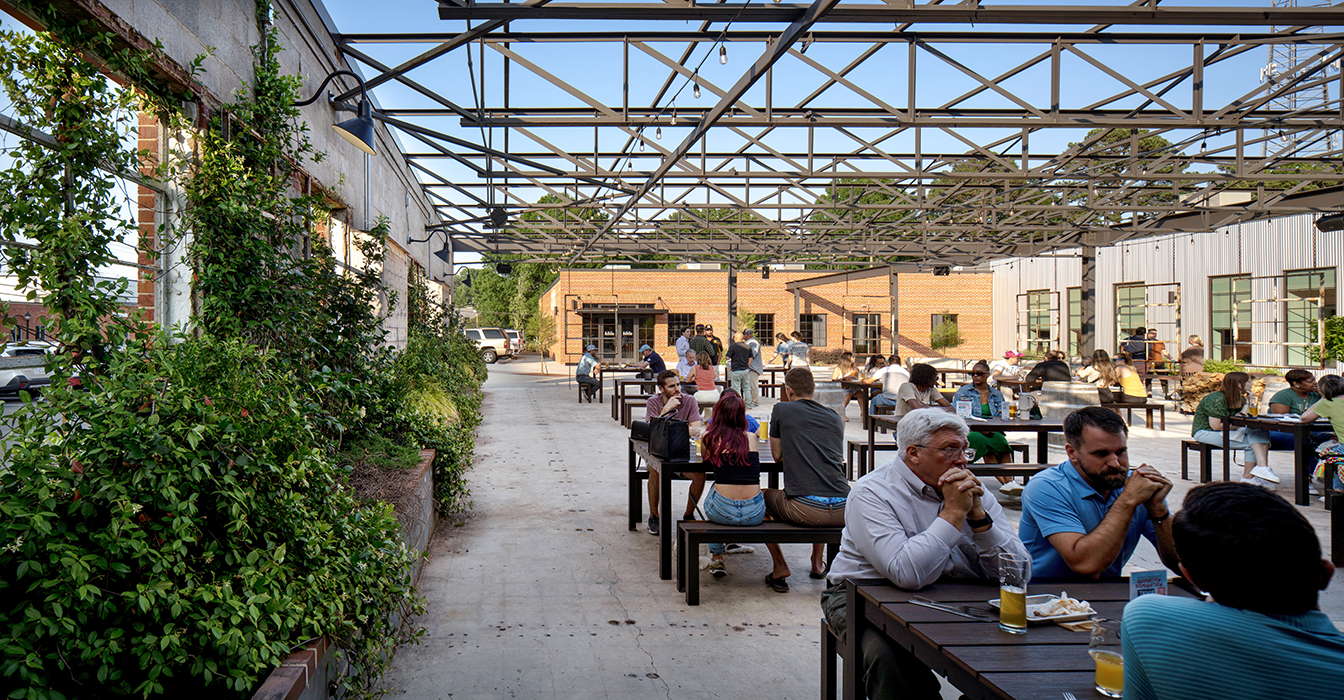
[
  {"xmin": 758, "ymin": 419, "xmax": 769, "ymax": 440},
  {"xmin": 1248, "ymin": 401, "xmax": 1259, "ymax": 417},
  {"xmin": 997, "ymin": 553, "xmax": 1028, "ymax": 634},
  {"xmin": 1008, "ymin": 403, "xmax": 1018, "ymax": 419},
  {"xmin": 1089, "ymin": 618, "xmax": 1124, "ymax": 698}
]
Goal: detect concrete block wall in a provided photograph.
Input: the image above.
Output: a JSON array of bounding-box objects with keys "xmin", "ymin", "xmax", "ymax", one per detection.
[{"xmin": 540, "ymin": 268, "xmax": 995, "ymax": 365}]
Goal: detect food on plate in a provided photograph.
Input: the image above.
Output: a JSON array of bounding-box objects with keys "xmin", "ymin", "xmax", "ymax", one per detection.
[{"xmin": 1030, "ymin": 593, "xmax": 1095, "ymax": 618}]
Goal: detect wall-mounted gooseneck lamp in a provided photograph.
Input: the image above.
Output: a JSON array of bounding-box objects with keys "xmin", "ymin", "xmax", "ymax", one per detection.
[{"xmin": 293, "ymin": 69, "xmax": 376, "ymax": 156}]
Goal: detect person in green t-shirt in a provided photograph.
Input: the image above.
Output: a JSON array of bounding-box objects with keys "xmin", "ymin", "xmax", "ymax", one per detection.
[
  {"xmin": 1300, "ymin": 374, "xmax": 1344, "ymax": 490},
  {"xmin": 1191, "ymin": 371, "xmax": 1276, "ymax": 487},
  {"xmin": 1267, "ymin": 370, "xmax": 1331, "ymax": 468}
]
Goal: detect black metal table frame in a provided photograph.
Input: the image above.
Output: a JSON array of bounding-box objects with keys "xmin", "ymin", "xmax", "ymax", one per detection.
[
  {"xmin": 1222, "ymin": 414, "xmax": 1331, "ymax": 506},
  {"xmin": 868, "ymin": 414, "xmax": 1062, "ymax": 467}
]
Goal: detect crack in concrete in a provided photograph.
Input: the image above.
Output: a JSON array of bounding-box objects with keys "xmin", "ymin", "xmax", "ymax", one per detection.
[{"xmin": 597, "ymin": 542, "xmax": 672, "ymax": 700}]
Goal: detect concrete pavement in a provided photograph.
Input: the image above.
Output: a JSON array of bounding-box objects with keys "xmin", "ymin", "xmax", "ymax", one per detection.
[{"xmin": 380, "ymin": 356, "xmax": 1342, "ymax": 699}]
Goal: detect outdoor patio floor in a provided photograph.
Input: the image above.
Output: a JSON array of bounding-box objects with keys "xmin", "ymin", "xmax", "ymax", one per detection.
[{"xmin": 380, "ymin": 357, "xmax": 1343, "ymax": 699}]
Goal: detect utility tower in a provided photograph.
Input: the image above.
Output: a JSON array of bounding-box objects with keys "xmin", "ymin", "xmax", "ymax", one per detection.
[{"xmin": 1262, "ymin": 0, "xmax": 1340, "ymax": 157}]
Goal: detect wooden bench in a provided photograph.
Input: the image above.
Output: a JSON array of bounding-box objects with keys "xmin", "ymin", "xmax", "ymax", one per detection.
[
  {"xmin": 821, "ymin": 619, "xmax": 840, "ymax": 700},
  {"xmin": 845, "ymin": 440, "xmax": 1032, "ymax": 480},
  {"xmin": 676, "ymin": 521, "xmax": 842, "ymax": 605},
  {"xmin": 1181, "ymin": 439, "xmax": 1229, "ymax": 483},
  {"xmin": 620, "ymin": 396, "xmax": 648, "ymax": 428},
  {"xmin": 968, "ymin": 464, "xmax": 1052, "ymax": 480},
  {"xmin": 1101, "ymin": 401, "xmax": 1166, "ymax": 430},
  {"xmin": 759, "ymin": 381, "xmax": 784, "ymax": 398}
]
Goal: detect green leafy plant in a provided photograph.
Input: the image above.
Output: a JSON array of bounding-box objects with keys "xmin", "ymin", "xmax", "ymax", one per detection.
[
  {"xmin": 930, "ymin": 313, "xmax": 961, "ymax": 351},
  {"xmin": 1308, "ymin": 315, "xmax": 1344, "ymax": 365},
  {"xmin": 1203, "ymin": 357, "xmax": 1247, "ymax": 374}
]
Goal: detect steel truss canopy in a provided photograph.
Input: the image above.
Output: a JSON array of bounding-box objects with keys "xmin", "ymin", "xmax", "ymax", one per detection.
[{"xmin": 332, "ymin": 1, "xmax": 1344, "ymax": 265}]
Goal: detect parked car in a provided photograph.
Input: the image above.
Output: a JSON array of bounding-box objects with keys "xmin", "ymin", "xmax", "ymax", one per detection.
[
  {"xmin": 463, "ymin": 327, "xmax": 514, "ymax": 364},
  {"xmin": 504, "ymin": 329, "xmax": 524, "ymax": 355},
  {"xmin": 0, "ymin": 340, "xmax": 58, "ymax": 396}
]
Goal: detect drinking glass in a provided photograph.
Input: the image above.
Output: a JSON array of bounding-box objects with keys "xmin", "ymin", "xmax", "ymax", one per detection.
[
  {"xmin": 1008, "ymin": 403, "xmax": 1018, "ymax": 419},
  {"xmin": 758, "ymin": 419, "xmax": 770, "ymax": 440},
  {"xmin": 1248, "ymin": 401, "xmax": 1260, "ymax": 417},
  {"xmin": 1089, "ymin": 618, "xmax": 1123, "ymax": 698},
  {"xmin": 997, "ymin": 553, "xmax": 1028, "ymax": 634}
]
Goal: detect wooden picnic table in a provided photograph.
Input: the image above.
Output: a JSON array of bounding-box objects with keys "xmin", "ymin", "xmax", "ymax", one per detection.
[
  {"xmin": 1223, "ymin": 414, "xmax": 1332, "ymax": 506},
  {"xmin": 613, "ymin": 378, "xmax": 657, "ymax": 421},
  {"xmin": 868, "ymin": 413, "xmax": 1064, "ymax": 466},
  {"xmin": 628, "ymin": 438, "xmax": 780, "ymax": 581},
  {"xmin": 937, "ymin": 367, "xmax": 973, "ymax": 387},
  {"xmin": 598, "ymin": 366, "xmax": 648, "ymax": 404},
  {"xmin": 842, "ymin": 577, "xmax": 1199, "ymax": 700}
]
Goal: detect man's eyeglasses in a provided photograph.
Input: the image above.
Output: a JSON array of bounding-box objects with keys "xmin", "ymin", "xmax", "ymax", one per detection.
[
  {"xmin": 914, "ymin": 444, "xmax": 977, "ymax": 461},
  {"xmin": 970, "ymin": 371, "xmax": 988, "ymax": 377}
]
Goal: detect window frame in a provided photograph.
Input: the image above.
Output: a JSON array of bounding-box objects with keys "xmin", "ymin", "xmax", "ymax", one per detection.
[
  {"xmin": 1284, "ymin": 267, "xmax": 1337, "ymax": 367},
  {"xmin": 667, "ymin": 313, "xmax": 695, "ymax": 346},
  {"xmin": 852, "ymin": 313, "xmax": 881, "ymax": 354},
  {"xmin": 798, "ymin": 313, "xmax": 827, "ymax": 346}
]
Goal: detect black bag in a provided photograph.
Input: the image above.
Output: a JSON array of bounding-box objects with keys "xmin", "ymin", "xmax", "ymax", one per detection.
[
  {"xmin": 648, "ymin": 415, "xmax": 690, "ymax": 461},
  {"xmin": 631, "ymin": 420, "xmax": 651, "ymax": 442}
]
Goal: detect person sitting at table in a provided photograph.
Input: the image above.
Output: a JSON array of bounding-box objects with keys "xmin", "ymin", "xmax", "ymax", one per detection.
[
  {"xmin": 771, "ymin": 332, "xmax": 793, "ymax": 369},
  {"xmin": 677, "ymin": 349, "xmax": 697, "ymax": 384},
  {"xmin": 1122, "ymin": 482, "xmax": 1344, "ymax": 700},
  {"xmin": 1120, "ymin": 325, "xmax": 1149, "ymax": 374},
  {"xmin": 1076, "ymin": 348, "xmax": 1108, "ymax": 384},
  {"xmin": 692, "ymin": 351, "xmax": 721, "ymax": 411},
  {"xmin": 1298, "ymin": 374, "xmax": 1344, "ymax": 492},
  {"xmin": 699, "ymin": 392, "xmax": 765, "ymax": 580},
  {"xmin": 576, "ymin": 344, "xmax": 602, "ymax": 402},
  {"xmin": 862, "ymin": 354, "xmax": 886, "ymax": 380},
  {"xmin": 990, "ymin": 349, "xmax": 1024, "ymax": 399},
  {"xmin": 1179, "ymin": 334, "xmax": 1205, "ymax": 376},
  {"xmin": 869, "ymin": 354, "xmax": 909, "ymax": 411},
  {"xmin": 822, "ymin": 409, "xmax": 1029, "ymax": 700},
  {"xmin": 764, "ymin": 368, "xmax": 849, "ymax": 591},
  {"xmin": 1021, "ymin": 348, "xmax": 1072, "ymax": 391},
  {"xmin": 1144, "ymin": 327, "xmax": 1172, "ymax": 397},
  {"xmin": 1191, "ymin": 371, "xmax": 1278, "ymax": 487},
  {"xmin": 953, "ymin": 361, "xmax": 1023, "ymax": 496},
  {"xmin": 893, "ymin": 363, "xmax": 952, "ymax": 417},
  {"xmin": 832, "ymin": 351, "xmax": 862, "ymax": 422},
  {"xmin": 1266, "ymin": 369, "xmax": 1330, "ymax": 476},
  {"xmin": 1019, "ymin": 406, "xmax": 1181, "ymax": 580},
  {"xmin": 1111, "ymin": 351, "xmax": 1148, "ymax": 404},
  {"xmin": 635, "ymin": 343, "xmax": 665, "ymax": 381},
  {"xmin": 643, "ymin": 369, "xmax": 705, "ymax": 536}
]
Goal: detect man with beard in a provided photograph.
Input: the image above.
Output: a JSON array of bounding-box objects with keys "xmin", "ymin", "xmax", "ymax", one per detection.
[{"xmin": 1019, "ymin": 406, "xmax": 1180, "ymax": 580}]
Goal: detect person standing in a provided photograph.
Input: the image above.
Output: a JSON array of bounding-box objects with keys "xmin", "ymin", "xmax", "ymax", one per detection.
[
  {"xmin": 764, "ymin": 368, "xmax": 849, "ymax": 591},
  {"xmin": 675, "ymin": 326, "xmax": 694, "ymax": 362},
  {"xmin": 705, "ymin": 325, "xmax": 725, "ymax": 366},
  {"xmin": 743, "ymin": 328, "xmax": 764, "ymax": 409},
  {"xmin": 726, "ymin": 333, "xmax": 755, "ymax": 405},
  {"xmin": 576, "ymin": 344, "xmax": 602, "ymax": 402},
  {"xmin": 772, "ymin": 332, "xmax": 794, "ymax": 369},
  {"xmin": 692, "ymin": 351, "xmax": 721, "ymax": 409},
  {"xmin": 690, "ymin": 324, "xmax": 717, "ymax": 365},
  {"xmin": 788, "ymin": 330, "xmax": 810, "ymax": 368},
  {"xmin": 1144, "ymin": 328, "xmax": 1171, "ymax": 397}
]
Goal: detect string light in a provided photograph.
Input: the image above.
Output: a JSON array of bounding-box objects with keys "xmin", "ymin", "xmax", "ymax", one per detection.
[
  {"xmin": 719, "ymin": 45, "xmax": 728, "ymax": 65},
  {"xmin": 656, "ymin": 126, "xmax": 663, "ymax": 140},
  {"xmin": 693, "ymin": 74, "xmax": 701, "ymax": 99},
  {"xmin": 639, "ymin": 139, "xmax": 645, "ymax": 152},
  {"xmin": 671, "ymin": 107, "xmax": 678, "ymax": 126}
]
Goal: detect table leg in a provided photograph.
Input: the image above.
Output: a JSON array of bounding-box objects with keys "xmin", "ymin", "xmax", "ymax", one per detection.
[
  {"xmin": 859, "ymin": 390, "xmax": 870, "ymax": 431},
  {"xmin": 1223, "ymin": 421, "xmax": 1232, "ymax": 482},
  {"xmin": 1036, "ymin": 429, "xmax": 1048, "ymax": 463},
  {"xmin": 660, "ymin": 465, "xmax": 673, "ymax": 580},
  {"xmin": 867, "ymin": 414, "xmax": 877, "ymax": 470},
  {"xmin": 841, "ymin": 581, "xmax": 862, "ymax": 700},
  {"xmin": 628, "ymin": 442, "xmax": 640, "ymax": 531},
  {"xmin": 1294, "ymin": 424, "xmax": 1310, "ymax": 506}
]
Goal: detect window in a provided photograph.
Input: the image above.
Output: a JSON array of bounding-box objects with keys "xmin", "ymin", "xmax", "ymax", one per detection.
[
  {"xmin": 1066, "ymin": 287, "xmax": 1082, "ymax": 358},
  {"xmin": 667, "ymin": 313, "xmax": 695, "ymax": 345},
  {"xmin": 1285, "ymin": 268, "xmax": 1337, "ymax": 366},
  {"xmin": 853, "ymin": 313, "xmax": 881, "ymax": 354},
  {"xmin": 753, "ymin": 313, "xmax": 775, "ymax": 345},
  {"xmin": 930, "ymin": 313, "xmax": 958, "ymax": 351},
  {"xmin": 582, "ymin": 315, "xmax": 602, "ymax": 354},
  {"xmin": 1025, "ymin": 290, "xmax": 1053, "ymax": 357},
  {"xmin": 798, "ymin": 313, "xmax": 826, "ymax": 346},
  {"xmin": 1210, "ymin": 275, "xmax": 1251, "ymax": 363},
  {"xmin": 1115, "ymin": 284, "xmax": 1147, "ymax": 346}
]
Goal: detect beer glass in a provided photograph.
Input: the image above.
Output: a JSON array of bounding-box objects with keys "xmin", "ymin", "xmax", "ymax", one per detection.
[{"xmin": 997, "ymin": 553, "xmax": 1028, "ymax": 634}]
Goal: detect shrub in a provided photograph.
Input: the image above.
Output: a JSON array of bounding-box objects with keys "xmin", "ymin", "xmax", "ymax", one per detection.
[
  {"xmin": 931, "ymin": 317, "xmax": 962, "ymax": 351},
  {"xmin": 0, "ymin": 336, "xmax": 423, "ymax": 698},
  {"xmin": 807, "ymin": 347, "xmax": 847, "ymax": 366},
  {"xmin": 1203, "ymin": 357, "xmax": 1246, "ymax": 374}
]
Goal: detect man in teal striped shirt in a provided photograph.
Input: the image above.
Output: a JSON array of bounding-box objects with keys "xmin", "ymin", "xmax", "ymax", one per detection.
[{"xmin": 1123, "ymin": 482, "xmax": 1344, "ymax": 699}]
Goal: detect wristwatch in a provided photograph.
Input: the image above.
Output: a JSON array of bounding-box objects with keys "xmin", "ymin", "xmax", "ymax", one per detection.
[
  {"xmin": 1150, "ymin": 510, "xmax": 1171, "ymax": 525},
  {"xmin": 966, "ymin": 513, "xmax": 993, "ymax": 529}
]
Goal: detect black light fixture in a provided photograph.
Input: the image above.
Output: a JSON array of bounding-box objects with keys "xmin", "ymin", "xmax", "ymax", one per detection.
[
  {"xmin": 433, "ymin": 242, "xmax": 451, "ymax": 265},
  {"xmin": 293, "ymin": 69, "xmax": 376, "ymax": 156},
  {"xmin": 488, "ymin": 207, "xmax": 508, "ymax": 229},
  {"xmin": 495, "ymin": 262, "xmax": 514, "ymax": 275},
  {"xmin": 1315, "ymin": 212, "xmax": 1344, "ymax": 232},
  {"xmin": 762, "ymin": 265, "xmax": 770, "ymax": 279},
  {"xmin": 933, "ymin": 265, "xmax": 951, "ymax": 277}
]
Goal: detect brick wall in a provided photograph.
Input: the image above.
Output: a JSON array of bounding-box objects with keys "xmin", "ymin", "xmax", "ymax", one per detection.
[{"xmin": 540, "ymin": 268, "xmax": 995, "ymax": 364}]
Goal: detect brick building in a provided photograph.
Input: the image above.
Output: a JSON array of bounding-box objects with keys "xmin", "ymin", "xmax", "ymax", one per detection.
[{"xmin": 538, "ymin": 265, "xmax": 994, "ymax": 365}]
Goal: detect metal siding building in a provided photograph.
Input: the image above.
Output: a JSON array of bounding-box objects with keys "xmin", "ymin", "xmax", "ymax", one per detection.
[{"xmin": 987, "ymin": 213, "xmax": 1343, "ymax": 369}]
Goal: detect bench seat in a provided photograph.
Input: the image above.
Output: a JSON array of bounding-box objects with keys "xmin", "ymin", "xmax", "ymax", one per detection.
[
  {"xmin": 1181, "ymin": 439, "xmax": 1228, "ymax": 483},
  {"xmin": 1100, "ymin": 401, "xmax": 1166, "ymax": 430},
  {"xmin": 676, "ymin": 520, "xmax": 841, "ymax": 605}
]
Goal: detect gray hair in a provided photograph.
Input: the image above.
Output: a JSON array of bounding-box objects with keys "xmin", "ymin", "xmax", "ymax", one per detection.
[{"xmin": 896, "ymin": 409, "xmax": 970, "ymax": 451}]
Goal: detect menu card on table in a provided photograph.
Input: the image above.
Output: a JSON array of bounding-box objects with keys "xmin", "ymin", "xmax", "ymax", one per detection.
[{"xmin": 1130, "ymin": 570, "xmax": 1168, "ymax": 599}]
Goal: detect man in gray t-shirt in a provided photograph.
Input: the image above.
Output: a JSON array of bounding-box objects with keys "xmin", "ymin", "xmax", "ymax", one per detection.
[
  {"xmin": 763, "ymin": 368, "xmax": 849, "ymax": 591},
  {"xmin": 744, "ymin": 329, "xmax": 764, "ymax": 409}
]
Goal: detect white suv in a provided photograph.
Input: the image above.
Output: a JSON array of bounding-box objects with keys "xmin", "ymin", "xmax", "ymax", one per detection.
[
  {"xmin": 504, "ymin": 329, "xmax": 524, "ymax": 355},
  {"xmin": 0, "ymin": 340, "xmax": 58, "ymax": 396},
  {"xmin": 464, "ymin": 327, "xmax": 514, "ymax": 364}
]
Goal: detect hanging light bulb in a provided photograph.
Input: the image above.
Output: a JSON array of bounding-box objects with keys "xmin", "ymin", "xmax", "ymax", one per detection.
[
  {"xmin": 693, "ymin": 75, "xmax": 701, "ymax": 99},
  {"xmin": 671, "ymin": 108, "xmax": 678, "ymax": 126},
  {"xmin": 719, "ymin": 44, "xmax": 728, "ymax": 65},
  {"xmin": 639, "ymin": 139, "xmax": 645, "ymax": 152},
  {"xmin": 656, "ymin": 126, "xmax": 663, "ymax": 140}
]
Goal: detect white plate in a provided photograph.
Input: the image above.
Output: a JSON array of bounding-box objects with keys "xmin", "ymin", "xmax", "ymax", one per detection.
[{"xmin": 987, "ymin": 594, "xmax": 1096, "ymax": 624}]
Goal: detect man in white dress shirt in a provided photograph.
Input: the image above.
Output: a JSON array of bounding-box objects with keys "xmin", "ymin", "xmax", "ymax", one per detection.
[{"xmin": 821, "ymin": 409, "xmax": 1031, "ymax": 700}]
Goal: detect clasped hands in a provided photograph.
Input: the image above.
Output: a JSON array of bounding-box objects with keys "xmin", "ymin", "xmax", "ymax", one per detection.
[
  {"xmin": 1121, "ymin": 464, "xmax": 1173, "ymax": 515},
  {"xmin": 937, "ymin": 467, "xmax": 986, "ymax": 520}
]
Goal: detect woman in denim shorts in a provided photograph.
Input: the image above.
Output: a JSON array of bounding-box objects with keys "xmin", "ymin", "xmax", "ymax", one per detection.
[{"xmin": 700, "ymin": 392, "xmax": 764, "ymax": 579}]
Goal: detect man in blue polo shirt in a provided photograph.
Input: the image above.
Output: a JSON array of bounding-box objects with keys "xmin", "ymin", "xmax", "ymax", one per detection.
[{"xmin": 1019, "ymin": 406, "xmax": 1180, "ymax": 580}]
